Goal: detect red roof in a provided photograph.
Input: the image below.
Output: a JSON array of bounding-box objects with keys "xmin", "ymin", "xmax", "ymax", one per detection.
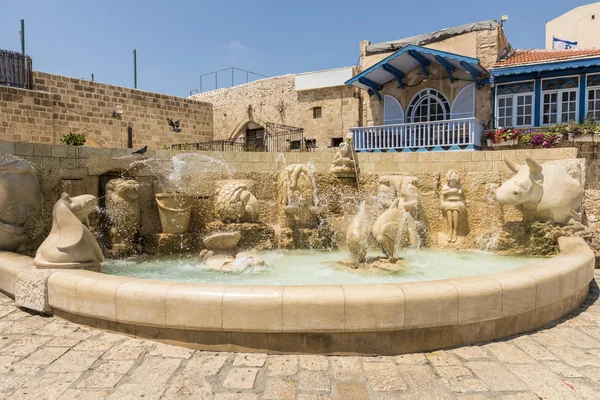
[{"xmin": 493, "ymin": 49, "xmax": 600, "ymax": 68}]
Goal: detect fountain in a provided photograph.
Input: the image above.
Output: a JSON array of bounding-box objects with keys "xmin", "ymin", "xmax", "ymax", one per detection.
[{"xmin": 0, "ymin": 146, "xmax": 596, "ymax": 356}]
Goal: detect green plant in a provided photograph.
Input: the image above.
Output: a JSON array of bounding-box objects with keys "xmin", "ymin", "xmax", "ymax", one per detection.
[
  {"xmin": 60, "ymin": 132, "xmax": 86, "ymax": 146},
  {"xmin": 567, "ymin": 117, "xmax": 600, "ymax": 137},
  {"xmin": 487, "ymin": 128, "xmax": 522, "ymax": 144}
]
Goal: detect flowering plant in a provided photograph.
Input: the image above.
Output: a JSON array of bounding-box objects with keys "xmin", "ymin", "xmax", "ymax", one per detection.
[
  {"xmin": 487, "ymin": 128, "xmax": 522, "ymax": 144},
  {"xmin": 566, "ymin": 117, "xmax": 600, "ymax": 137},
  {"xmin": 520, "ymin": 129, "xmax": 562, "ymax": 148}
]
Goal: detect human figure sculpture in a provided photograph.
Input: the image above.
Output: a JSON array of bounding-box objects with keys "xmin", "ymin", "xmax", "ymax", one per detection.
[
  {"xmin": 331, "ymin": 141, "xmax": 358, "ymax": 175},
  {"xmin": 0, "ymin": 155, "xmax": 43, "ymax": 251},
  {"xmin": 215, "ymin": 182, "xmax": 259, "ymax": 223},
  {"xmin": 34, "ymin": 193, "xmax": 104, "ymax": 270},
  {"xmin": 441, "ymin": 169, "xmax": 466, "ymax": 243},
  {"xmin": 496, "ymin": 157, "xmax": 583, "ymax": 224},
  {"xmin": 105, "ymin": 178, "xmax": 140, "ymax": 251}
]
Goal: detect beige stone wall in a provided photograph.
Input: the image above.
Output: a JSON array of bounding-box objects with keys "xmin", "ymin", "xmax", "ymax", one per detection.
[
  {"xmin": 0, "ymin": 140, "xmax": 583, "ymax": 254},
  {"xmin": 190, "ymin": 75, "xmax": 360, "ymax": 150},
  {"xmin": 0, "ymin": 72, "xmax": 213, "ymax": 149}
]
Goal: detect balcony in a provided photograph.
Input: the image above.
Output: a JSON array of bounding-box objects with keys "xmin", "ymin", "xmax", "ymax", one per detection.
[{"xmin": 350, "ymin": 117, "xmax": 484, "ymax": 152}]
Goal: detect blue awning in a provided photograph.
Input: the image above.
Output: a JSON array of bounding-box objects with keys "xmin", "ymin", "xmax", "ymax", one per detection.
[{"xmin": 345, "ymin": 45, "xmax": 488, "ymax": 99}]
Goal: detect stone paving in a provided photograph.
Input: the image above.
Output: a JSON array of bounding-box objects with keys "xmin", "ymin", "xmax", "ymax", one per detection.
[{"xmin": 1, "ymin": 273, "xmax": 600, "ymax": 399}]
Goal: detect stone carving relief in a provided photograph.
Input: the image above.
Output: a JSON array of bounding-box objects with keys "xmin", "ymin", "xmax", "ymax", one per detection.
[
  {"xmin": 0, "ymin": 155, "xmax": 43, "ymax": 251},
  {"xmin": 496, "ymin": 157, "xmax": 583, "ymax": 224},
  {"xmin": 215, "ymin": 181, "xmax": 259, "ymax": 223},
  {"xmin": 378, "ymin": 177, "xmax": 397, "ymax": 209},
  {"xmin": 279, "ymin": 164, "xmax": 321, "ymax": 228},
  {"xmin": 441, "ymin": 169, "xmax": 466, "ymax": 243},
  {"xmin": 34, "ymin": 193, "xmax": 104, "ymax": 270},
  {"xmin": 105, "ymin": 178, "xmax": 140, "ymax": 251},
  {"xmin": 330, "ymin": 134, "xmax": 359, "ymax": 178},
  {"xmin": 372, "ymin": 199, "xmax": 420, "ymax": 260}
]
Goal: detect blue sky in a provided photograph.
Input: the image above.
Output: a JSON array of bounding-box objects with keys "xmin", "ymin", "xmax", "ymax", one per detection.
[{"xmin": 0, "ymin": 0, "xmax": 592, "ymax": 97}]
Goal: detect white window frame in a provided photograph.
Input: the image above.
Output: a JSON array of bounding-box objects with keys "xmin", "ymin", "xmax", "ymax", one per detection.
[
  {"xmin": 540, "ymin": 75, "xmax": 579, "ymax": 126},
  {"xmin": 383, "ymin": 94, "xmax": 405, "ymax": 125},
  {"xmin": 450, "ymin": 83, "xmax": 475, "ymax": 119},
  {"xmin": 495, "ymin": 81, "xmax": 534, "ymax": 128},
  {"xmin": 407, "ymin": 88, "xmax": 450, "ymax": 123},
  {"xmin": 586, "ymin": 73, "xmax": 600, "ymax": 119}
]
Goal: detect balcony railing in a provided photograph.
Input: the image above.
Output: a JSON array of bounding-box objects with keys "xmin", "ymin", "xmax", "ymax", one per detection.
[{"xmin": 350, "ymin": 117, "xmax": 484, "ymax": 152}]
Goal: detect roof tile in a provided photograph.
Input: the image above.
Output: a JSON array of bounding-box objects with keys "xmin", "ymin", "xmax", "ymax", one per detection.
[{"xmin": 493, "ymin": 49, "xmax": 600, "ymax": 68}]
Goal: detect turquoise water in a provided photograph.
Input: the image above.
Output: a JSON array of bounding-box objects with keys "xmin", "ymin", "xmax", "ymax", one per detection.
[{"xmin": 102, "ymin": 249, "xmax": 544, "ymax": 286}]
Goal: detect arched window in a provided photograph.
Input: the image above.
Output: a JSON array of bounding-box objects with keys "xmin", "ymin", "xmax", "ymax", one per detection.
[
  {"xmin": 383, "ymin": 95, "xmax": 404, "ymax": 125},
  {"xmin": 407, "ymin": 89, "xmax": 450, "ymax": 123},
  {"xmin": 450, "ymin": 84, "xmax": 475, "ymax": 119}
]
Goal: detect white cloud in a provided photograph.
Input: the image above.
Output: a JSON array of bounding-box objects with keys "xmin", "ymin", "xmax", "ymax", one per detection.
[{"xmin": 224, "ymin": 40, "xmax": 253, "ymax": 62}]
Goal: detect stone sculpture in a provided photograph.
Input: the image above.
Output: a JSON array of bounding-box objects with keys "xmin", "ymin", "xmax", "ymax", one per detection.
[
  {"xmin": 330, "ymin": 135, "xmax": 359, "ymax": 178},
  {"xmin": 105, "ymin": 178, "xmax": 140, "ymax": 251},
  {"xmin": 34, "ymin": 193, "xmax": 104, "ymax": 270},
  {"xmin": 215, "ymin": 182, "xmax": 259, "ymax": 223},
  {"xmin": 282, "ymin": 164, "xmax": 316, "ymax": 208},
  {"xmin": 372, "ymin": 199, "xmax": 420, "ymax": 260},
  {"xmin": 199, "ymin": 231, "xmax": 262, "ymax": 272},
  {"xmin": 378, "ymin": 177, "xmax": 397, "ymax": 208},
  {"xmin": 346, "ymin": 202, "xmax": 371, "ymax": 263},
  {"xmin": 0, "ymin": 155, "xmax": 43, "ymax": 251},
  {"xmin": 280, "ymin": 164, "xmax": 321, "ymax": 228},
  {"xmin": 441, "ymin": 169, "xmax": 466, "ymax": 243},
  {"xmin": 398, "ymin": 176, "xmax": 419, "ymax": 214},
  {"xmin": 496, "ymin": 157, "xmax": 583, "ymax": 224}
]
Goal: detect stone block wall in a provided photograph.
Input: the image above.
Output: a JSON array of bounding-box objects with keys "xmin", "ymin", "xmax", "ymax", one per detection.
[
  {"xmin": 190, "ymin": 75, "xmax": 360, "ymax": 151},
  {"xmin": 0, "ymin": 72, "xmax": 213, "ymax": 149},
  {"xmin": 0, "ymin": 139, "xmax": 585, "ymax": 255}
]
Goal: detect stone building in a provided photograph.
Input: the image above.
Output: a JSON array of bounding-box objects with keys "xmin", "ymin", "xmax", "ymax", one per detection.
[
  {"xmin": 192, "ymin": 20, "xmax": 510, "ymax": 152},
  {"xmin": 190, "ymin": 68, "xmax": 360, "ymax": 151}
]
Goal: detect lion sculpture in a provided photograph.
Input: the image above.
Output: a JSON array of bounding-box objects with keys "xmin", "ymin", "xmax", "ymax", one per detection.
[{"xmin": 105, "ymin": 178, "xmax": 140, "ymax": 252}]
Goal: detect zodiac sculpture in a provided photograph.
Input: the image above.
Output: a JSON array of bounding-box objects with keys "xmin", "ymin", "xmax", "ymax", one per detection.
[
  {"xmin": 34, "ymin": 193, "xmax": 104, "ymax": 270},
  {"xmin": 105, "ymin": 178, "xmax": 140, "ymax": 251},
  {"xmin": 0, "ymin": 155, "xmax": 43, "ymax": 251},
  {"xmin": 441, "ymin": 169, "xmax": 466, "ymax": 243},
  {"xmin": 496, "ymin": 157, "xmax": 583, "ymax": 224},
  {"xmin": 215, "ymin": 182, "xmax": 259, "ymax": 223}
]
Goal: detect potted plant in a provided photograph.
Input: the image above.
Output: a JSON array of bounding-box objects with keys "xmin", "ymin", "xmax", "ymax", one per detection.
[
  {"xmin": 520, "ymin": 129, "xmax": 563, "ymax": 148},
  {"xmin": 486, "ymin": 128, "xmax": 522, "ymax": 147},
  {"xmin": 567, "ymin": 118, "xmax": 600, "ymax": 142}
]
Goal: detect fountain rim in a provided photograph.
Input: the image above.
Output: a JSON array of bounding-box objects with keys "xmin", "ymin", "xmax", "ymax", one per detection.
[{"xmin": 0, "ymin": 236, "xmax": 594, "ymax": 355}]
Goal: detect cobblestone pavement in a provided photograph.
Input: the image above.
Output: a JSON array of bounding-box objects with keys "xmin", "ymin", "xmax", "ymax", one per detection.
[{"xmin": 1, "ymin": 273, "xmax": 600, "ymax": 400}]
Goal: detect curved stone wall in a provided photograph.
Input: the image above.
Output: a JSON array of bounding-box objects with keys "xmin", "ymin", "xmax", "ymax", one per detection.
[{"xmin": 0, "ymin": 236, "xmax": 594, "ymax": 355}]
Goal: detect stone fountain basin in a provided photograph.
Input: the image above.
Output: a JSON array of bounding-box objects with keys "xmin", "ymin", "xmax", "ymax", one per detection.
[{"xmin": 0, "ymin": 236, "xmax": 594, "ymax": 355}]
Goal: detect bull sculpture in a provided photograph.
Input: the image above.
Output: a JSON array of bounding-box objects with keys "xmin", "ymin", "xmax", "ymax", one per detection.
[{"xmin": 495, "ymin": 156, "xmax": 583, "ymax": 224}]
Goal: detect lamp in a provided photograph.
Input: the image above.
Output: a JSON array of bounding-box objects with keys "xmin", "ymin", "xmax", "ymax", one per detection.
[{"xmin": 112, "ymin": 105, "xmax": 123, "ymax": 119}]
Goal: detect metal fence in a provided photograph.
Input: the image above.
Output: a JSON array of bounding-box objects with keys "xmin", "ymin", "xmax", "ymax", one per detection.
[
  {"xmin": 171, "ymin": 139, "xmax": 246, "ymax": 152},
  {"xmin": 264, "ymin": 122, "xmax": 306, "ymax": 152},
  {"xmin": 0, "ymin": 49, "xmax": 32, "ymax": 90},
  {"xmin": 171, "ymin": 123, "xmax": 308, "ymax": 152}
]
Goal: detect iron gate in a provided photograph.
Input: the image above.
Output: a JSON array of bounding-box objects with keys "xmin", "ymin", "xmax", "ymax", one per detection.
[{"xmin": 0, "ymin": 49, "xmax": 32, "ymax": 90}]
